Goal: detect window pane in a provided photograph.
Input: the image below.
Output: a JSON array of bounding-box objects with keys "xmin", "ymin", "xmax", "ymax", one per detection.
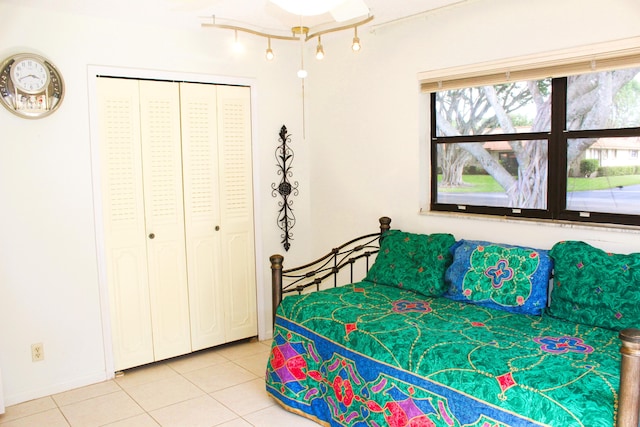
[
  {"xmin": 566, "ymin": 137, "xmax": 640, "ymax": 215},
  {"xmin": 435, "ymin": 79, "xmax": 551, "ymax": 137},
  {"xmin": 567, "ymin": 67, "xmax": 640, "ymax": 131},
  {"xmin": 436, "ymin": 141, "xmax": 548, "ymax": 209}
]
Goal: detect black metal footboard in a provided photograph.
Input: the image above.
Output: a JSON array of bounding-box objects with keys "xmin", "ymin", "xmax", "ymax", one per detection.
[{"xmin": 270, "ymin": 216, "xmax": 391, "ymax": 323}]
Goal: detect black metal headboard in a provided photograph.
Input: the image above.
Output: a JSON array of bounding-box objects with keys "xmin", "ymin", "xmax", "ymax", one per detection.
[{"xmin": 270, "ymin": 216, "xmax": 391, "ymax": 322}]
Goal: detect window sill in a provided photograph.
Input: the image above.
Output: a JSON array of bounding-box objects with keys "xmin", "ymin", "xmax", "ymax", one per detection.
[{"xmin": 419, "ymin": 207, "xmax": 640, "ymax": 235}]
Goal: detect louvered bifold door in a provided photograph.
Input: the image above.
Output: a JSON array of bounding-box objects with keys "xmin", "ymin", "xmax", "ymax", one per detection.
[
  {"xmin": 216, "ymin": 85, "xmax": 257, "ymax": 341},
  {"xmin": 138, "ymin": 80, "xmax": 192, "ymax": 361},
  {"xmin": 180, "ymin": 82, "xmax": 226, "ymax": 350},
  {"xmin": 96, "ymin": 77, "xmax": 154, "ymax": 371}
]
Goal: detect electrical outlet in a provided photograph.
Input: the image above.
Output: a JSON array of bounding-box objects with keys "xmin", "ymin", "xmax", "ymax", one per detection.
[{"xmin": 31, "ymin": 343, "xmax": 44, "ymax": 362}]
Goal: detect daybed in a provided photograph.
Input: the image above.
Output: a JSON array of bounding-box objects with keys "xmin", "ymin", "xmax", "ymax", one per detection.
[{"xmin": 266, "ymin": 217, "xmax": 640, "ymax": 427}]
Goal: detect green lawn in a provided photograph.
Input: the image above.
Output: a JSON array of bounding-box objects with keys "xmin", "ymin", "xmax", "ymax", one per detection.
[
  {"xmin": 437, "ymin": 175, "xmax": 504, "ymax": 193},
  {"xmin": 438, "ymin": 174, "xmax": 640, "ymax": 193},
  {"xmin": 567, "ymin": 175, "xmax": 640, "ymax": 191}
]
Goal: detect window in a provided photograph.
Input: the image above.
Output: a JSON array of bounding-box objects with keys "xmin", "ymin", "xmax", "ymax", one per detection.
[{"xmin": 430, "ymin": 66, "xmax": 640, "ymax": 226}]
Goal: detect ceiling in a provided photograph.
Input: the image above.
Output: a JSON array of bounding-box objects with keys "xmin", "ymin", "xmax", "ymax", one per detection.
[{"xmin": 4, "ymin": 0, "xmax": 469, "ymax": 33}]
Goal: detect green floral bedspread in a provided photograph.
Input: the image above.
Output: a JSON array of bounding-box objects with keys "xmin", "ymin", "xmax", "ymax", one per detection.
[{"xmin": 266, "ymin": 281, "xmax": 620, "ymax": 427}]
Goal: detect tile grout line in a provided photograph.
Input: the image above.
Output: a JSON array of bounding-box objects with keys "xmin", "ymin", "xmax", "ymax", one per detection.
[
  {"xmin": 0, "ymin": 396, "xmax": 69, "ymax": 426},
  {"xmin": 140, "ymin": 345, "xmax": 269, "ymax": 426},
  {"xmin": 110, "ymin": 375, "xmax": 157, "ymax": 426}
]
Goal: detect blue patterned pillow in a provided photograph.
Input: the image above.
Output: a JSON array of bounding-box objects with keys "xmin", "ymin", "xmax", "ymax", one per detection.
[{"xmin": 443, "ymin": 239, "xmax": 552, "ymax": 315}]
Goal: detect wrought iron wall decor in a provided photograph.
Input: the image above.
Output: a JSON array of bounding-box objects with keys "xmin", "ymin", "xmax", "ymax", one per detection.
[{"xmin": 272, "ymin": 125, "xmax": 299, "ymax": 251}]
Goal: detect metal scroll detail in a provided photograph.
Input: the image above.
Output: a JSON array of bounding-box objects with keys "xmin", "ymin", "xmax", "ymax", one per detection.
[{"xmin": 271, "ymin": 125, "xmax": 299, "ymax": 251}]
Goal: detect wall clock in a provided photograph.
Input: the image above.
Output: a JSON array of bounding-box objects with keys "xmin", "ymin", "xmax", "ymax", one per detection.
[{"xmin": 0, "ymin": 53, "xmax": 64, "ymax": 119}]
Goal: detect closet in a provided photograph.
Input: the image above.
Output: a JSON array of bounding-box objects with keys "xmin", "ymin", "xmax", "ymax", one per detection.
[{"xmin": 96, "ymin": 77, "xmax": 257, "ymax": 371}]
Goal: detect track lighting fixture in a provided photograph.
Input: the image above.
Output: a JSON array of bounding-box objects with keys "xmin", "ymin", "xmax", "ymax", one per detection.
[{"xmin": 202, "ymin": 14, "xmax": 373, "ymax": 70}]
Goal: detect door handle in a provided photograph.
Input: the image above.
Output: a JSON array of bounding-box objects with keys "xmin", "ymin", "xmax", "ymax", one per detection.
[
  {"xmin": 215, "ymin": 226, "xmax": 220, "ymax": 231},
  {"xmin": 148, "ymin": 233, "xmax": 155, "ymax": 239}
]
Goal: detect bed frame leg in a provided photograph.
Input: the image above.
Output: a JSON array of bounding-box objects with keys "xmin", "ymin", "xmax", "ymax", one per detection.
[
  {"xmin": 617, "ymin": 328, "xmax": 640, "ymax": 427},
  {"xmin": 270, "ymin": 254, "xmax": 284, "ymax": 325}
]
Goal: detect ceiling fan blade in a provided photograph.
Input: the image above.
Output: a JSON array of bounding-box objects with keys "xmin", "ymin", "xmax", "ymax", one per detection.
[
  {"xmin": 269, "ymin": 0, "xmax": 347, "ymax": 17},
  {"xmin": 330, "ymin": 0, "xmax": 369, "ymax": 22},
  {"xmin": 166, "ymin": 0, "xmax": 222, "ymax": 11}
]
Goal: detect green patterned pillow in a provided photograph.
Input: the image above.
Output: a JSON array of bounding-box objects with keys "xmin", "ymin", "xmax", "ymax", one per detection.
[
  {"xmin": 365, "ymin": 230, "xmax": 456, "ymax": 297},
  {"xmin": 548, "ymin": 240, "xmax": 640, "ymax": 331}
]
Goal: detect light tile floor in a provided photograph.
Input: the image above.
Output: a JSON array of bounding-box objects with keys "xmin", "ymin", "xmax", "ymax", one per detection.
[{"xmin": 0, "ymin": 339, "xmax": 319, "ymax": 427}]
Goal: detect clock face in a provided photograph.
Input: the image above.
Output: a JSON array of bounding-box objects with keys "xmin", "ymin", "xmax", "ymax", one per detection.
[
  {"xmin": 10, "ymin": 57, "xmax": 50, "ymax": 94},
  {"xmin": 0, "ymin": 53, "xmax": 64, "ymax": 119}
]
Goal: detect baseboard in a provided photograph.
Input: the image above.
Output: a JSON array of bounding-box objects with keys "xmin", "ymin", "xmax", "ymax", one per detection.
[{"xmin": 4, "ymin": 371, "xmax": 109, "ymax": 407}]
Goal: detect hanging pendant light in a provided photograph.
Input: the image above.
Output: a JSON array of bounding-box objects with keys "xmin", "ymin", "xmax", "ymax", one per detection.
[{"xmin": 292, "ymin": 25, "xmax": 308, "ymax": 78}]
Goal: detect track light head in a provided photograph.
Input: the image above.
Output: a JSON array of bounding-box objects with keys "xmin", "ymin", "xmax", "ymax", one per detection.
[
  {"xmin": 316, "ymin": 37, "xmax": 324, "ymax": 60},
  {"xmin": 265, "ymin": 38, "xmax": 274, "ymax": 60},
  {"xmin": 352, "ymin": 37, "xmax": 361, "ymax": 52},
  {"xmin": 232, "ymin": 29, "xmax": 244, "ymax": 53},
  {"xmin": 351, "ymin": 27, "xmax": 361, "ymax": 52}
]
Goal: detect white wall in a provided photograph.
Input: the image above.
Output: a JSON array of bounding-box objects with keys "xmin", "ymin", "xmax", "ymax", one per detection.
[
  {"xmin": 2, "ymin": 0, "xmax": 640, "ymax": 408},
  {"xmin": 0, "ymin": 2, "xmax": 312, "ymax": 406},
  {"xmin": 305, "ymin": 0, "xmax": 640, "ymax": 253}
]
